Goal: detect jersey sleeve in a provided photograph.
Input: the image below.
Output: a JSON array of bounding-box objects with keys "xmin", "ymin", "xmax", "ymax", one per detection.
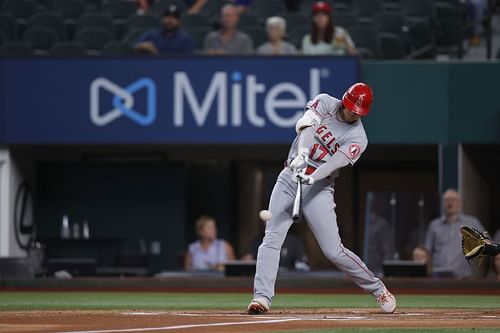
[
  {"xmin": 305, "ymin": 94, "xmax": 339, "ymax": 120},
  {"xmin": 337, "ymin": 131, "xmax": 368, "ymax": 165}
]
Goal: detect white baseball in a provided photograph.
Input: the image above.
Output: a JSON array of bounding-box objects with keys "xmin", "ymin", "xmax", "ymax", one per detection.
[{"xmin": 259, "ymin": 210, "xmax": 272, "ymax": 221}]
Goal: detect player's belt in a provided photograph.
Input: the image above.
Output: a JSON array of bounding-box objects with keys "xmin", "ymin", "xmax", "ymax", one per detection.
[{"xmin": 284, "ymin": 160, "xmax": 316, "ymax": 175}]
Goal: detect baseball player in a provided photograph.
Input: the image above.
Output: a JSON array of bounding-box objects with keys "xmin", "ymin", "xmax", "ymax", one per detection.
[{"xmin": 247, "ymin": 83, "xmax": 397, "ymax": 315}]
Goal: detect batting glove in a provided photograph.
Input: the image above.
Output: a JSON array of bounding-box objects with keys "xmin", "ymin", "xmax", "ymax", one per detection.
[
  {"xmin": 292, "ymin": 169, "xmax": 314, "ymax": 185},
  {"xmin": 290, "ymin": 149, "xmax": 309, "ymax": 172}
]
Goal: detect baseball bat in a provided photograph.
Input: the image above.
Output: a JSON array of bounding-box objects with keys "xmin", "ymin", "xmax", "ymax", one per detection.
[{"xmin": 292, "ymin": 177, "xmax": 302, "ymax": 222}]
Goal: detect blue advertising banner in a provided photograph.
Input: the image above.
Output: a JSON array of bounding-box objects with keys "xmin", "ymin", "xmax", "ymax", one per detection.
[{"xmin": 0, "ymin": 57, "xmax": 359, "ymax": 144}]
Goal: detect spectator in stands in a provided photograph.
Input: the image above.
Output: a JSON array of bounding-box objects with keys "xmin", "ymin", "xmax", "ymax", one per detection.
[
  {"xmin": 203, "ymin": 3, "xmax": 253, "ymax": 55},
  {"xmin": 466, "ymin": 0, "xmax": 488, "ymax": 46},
  {"xmin": 242, "ymin": 222, "xmax": 309, "ymax": 271},
  {"xmin": 257, "ymin": 16, "xmax": 297, "ymax": 55},
  {"xmin": 184, "ymin": 215, "xmax": 236, "ymax": 271},
  {"xmin": 302, "ymin": 1, "xmax": 356, "ymax": 55},
  {"xmin": 136, "ymin": 0, "xmax": 154, "ymax": 15},
  {"xmin": 134, "ymin": 4, "xmax": 193, "ymax": 54},
  {"xmin": 494, "ymin": 229, "xmax": 500, "ymax": 280},
  {"xmin": 424, "ymin": 189, "xmax": 486, "ymax": 279},
  {"xmin": 412, "ymin": 245, "xmax": 432, "ymax": 276}
]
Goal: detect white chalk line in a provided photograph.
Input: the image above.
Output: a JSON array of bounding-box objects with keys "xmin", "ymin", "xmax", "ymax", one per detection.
[{"xmin": 53, "ymin": 318, "xmax": 301, "ymax": 333}]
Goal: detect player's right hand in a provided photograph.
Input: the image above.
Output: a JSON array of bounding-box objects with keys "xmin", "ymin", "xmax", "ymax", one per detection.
[{"xmin": 290, "ymin": 149, "xmax": 309, "ymax": 172}]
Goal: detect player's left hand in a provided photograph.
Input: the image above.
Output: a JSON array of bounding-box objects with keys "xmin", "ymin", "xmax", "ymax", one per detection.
[
  {"xmin": 290, "ymin": 149, "xmax": 309, "ymax": 172},
  {"xmin": 293, "ymin": 170, "xmax": 314, "ymax": 185}
]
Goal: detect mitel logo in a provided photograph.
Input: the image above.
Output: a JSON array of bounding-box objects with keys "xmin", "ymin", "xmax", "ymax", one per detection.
[
  {"xmin": 90, "ymin": 77, "xmax": 157, "ymax": 126},
  {"xmin": 173, "ymin": 68, "xmax": 327, "ymax": 128}
]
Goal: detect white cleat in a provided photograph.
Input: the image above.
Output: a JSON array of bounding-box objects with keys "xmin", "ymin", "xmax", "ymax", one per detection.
[
  {"xmin": 376, "ymin": 289, "xmax": 397, "ymax": 314},
  {"xmin": 247, "ymin": 298, "xmax": 270, "ymax": 315}
]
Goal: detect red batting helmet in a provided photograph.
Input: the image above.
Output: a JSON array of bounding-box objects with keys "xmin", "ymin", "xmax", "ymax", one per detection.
[{"xmin": 342, "ymin": 82, "xmax": 373, "ymax": 116}]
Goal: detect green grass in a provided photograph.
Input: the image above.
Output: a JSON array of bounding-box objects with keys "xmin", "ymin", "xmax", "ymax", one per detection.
[{"xmin": 0, "ymin": 292, "xmax": 500, "ymax": 311}]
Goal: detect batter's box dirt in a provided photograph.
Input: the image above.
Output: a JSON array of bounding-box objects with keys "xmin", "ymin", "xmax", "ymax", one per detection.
[{"xmin": 0, "ymin": 309, "xmax": 499, "ymax": 333}]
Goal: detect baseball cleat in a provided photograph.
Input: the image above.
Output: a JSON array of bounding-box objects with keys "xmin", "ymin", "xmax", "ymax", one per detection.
[
  {"xmin": 376, "ymin": 289, "xmax": 397, "ymax": 314},
  {"xmin": 247, "ymin": 298, "xmax": 270, "ymax": 315}
]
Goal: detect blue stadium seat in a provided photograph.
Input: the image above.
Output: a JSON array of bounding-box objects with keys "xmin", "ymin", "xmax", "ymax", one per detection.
[
  {"xmin": 55, "ymin": 0, "xmax": 87, "ymax": 21},
  {"xmin": 103, "ymin": 0, "xmax": 137, "ymax": 20},
  {"xmin": 102, "ymin": 41, "xmax": 135, "ymax": 55},
  {"xmin": 76, "ymin": 12, "xmax": 114, "ymax": 35},
  {"xmin": 4, "ymin": 0, "xmax": 38, "ymax": 23}
]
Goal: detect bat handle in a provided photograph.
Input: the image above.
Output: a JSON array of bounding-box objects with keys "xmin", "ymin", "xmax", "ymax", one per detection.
[{"xmin": 292, "ymin": 177, "xmax": 302, "ymax": 222}]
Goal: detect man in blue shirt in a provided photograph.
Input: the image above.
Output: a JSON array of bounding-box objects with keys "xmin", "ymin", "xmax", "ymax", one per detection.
[{"xmin": 134, "ymin": 4, "xmax": 193, "ymax": 54}]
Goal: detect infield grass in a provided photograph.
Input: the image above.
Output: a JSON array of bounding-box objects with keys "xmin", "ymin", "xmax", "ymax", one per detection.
[{"xmin": 0, "ymin": 292, "xmax": 499, "ymax": 311}]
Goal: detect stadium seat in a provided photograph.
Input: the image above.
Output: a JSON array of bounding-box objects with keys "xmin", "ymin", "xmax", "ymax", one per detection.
[
  {"xmin": 378, "ymin": 32, "xmax": 406, "ymax": 59},
  {"xmin": 0, "ymin": 41, "xmax": 33, "ymax": 56},
  {"xmin": 37, "ymin": 0, "xmax": 56, "ymax": 10},
  {"xmin": 122, "ymin": 27, "xmax": 153, "ymax": 44},
  {"xmin": 282, "ymin": 12, "xmax": 310, "ymax": 29},
  {"xmin": 184, "ymin": 26, "xmax": 211, "ymax": 51},
  {"xmin": 253, "ymin": 0, "xmax": 286, "ymax": 17},
  {"xmin": 238, "ymin": 13, "xmax": 259, "ymax": 29},
  {"xmin": 401, "ymin": 0, "xmax": 434, "ymax": 22},
  {"xmin": 125, "ymin": 14, "xmax": 161, "ymax": 35},
  {"xmin": 333, "ymin": 13, "xmax": 357, "ymax": 30},
  {"xmin": 22, "ymin": 26, "xmax": 59, "ymax": 52},
  {"xmin": 101, "ymin": 41, "xmax": 135, "ymax": 55},
  {"xmin": 352, "ymin": 0, "xmax": 382, "ymax": 24},
  {"xmin": 55, "ymin": 0, "xmax": 87, "ymax": 21},
  {"xmin": 75, "ymin": 27, "xmax": 112, "ymax": 52},
  {"xmin": 332, "ymin": 0, "xmax": 352, "ymax": 12},
  {"xmin": 103, "ymin": 0, "xmax": 137, "ymax": 20},
  {"xmin": 85, "ymin": 0, "xmax": 103, "ymax": 10},
  {"xmin": 199, "ymin": 0, "xmax": 230, "ymax": 18},
  {"xmin": 406, "ymin": 20, "xmax": 436, "ymax": 59},
  {"xmin": 348, "ymin": 26, "xmax": 381, "ymax": 59},
  {"xmin": 0, "ymin": 31, "xmax": 7, "ymax": 46},
  {"xmin": 0, "ymin": 12, "xmax": 17, "ymax": 41},
  {"xmin": 381, "ymin": 0, "xmax": 400, "ymax": 12},
  {"xmin": 288, "ymin": 25, "xmax": 310, "ymax": 50},
  {"xmin": 374, "ymin": 13, "xmax": 410, "ymax": 49},
  {"xmin": 28, "ymin": 12, "xmax": 66, "ymax": 40},
  {"xmin": 76, "ymin": 12, "xmax": 114, "ymax": 36},
  {"xmin": 434, "ymin": 2, "xmax": 462, "ymax": 48},
  {"xmin": 49, "ymin": 41, "xmax": 87, "ymax": 55},
  {"xmin": 180, "ymin": 13, "xmax": 210, "ymax": 28},
  {"xmin": 4, "ymin": 0, "xmax": 38, "ymax": 23},
  {"xmin": 240, "ymin": 26, "xmax": 266, "ymax": 49}
]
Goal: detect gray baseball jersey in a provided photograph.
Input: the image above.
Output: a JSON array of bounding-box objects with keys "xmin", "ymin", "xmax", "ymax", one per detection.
[
  {"xmin": 287, "ymin": 93, "xmax": 368, "ymax": 178},
  {"xmin": 252, "ymin": 93, "xmax": 385, "ymax": 308}
]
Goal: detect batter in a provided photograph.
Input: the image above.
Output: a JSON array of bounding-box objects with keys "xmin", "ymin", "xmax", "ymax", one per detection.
[{"xmin": 247, "ymin": 83, "xmax": 397, "ymax": 314}]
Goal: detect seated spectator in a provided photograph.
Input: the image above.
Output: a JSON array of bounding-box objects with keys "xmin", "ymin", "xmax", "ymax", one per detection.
[
  {"xmin": 184, "ymin": 215, "xmax": 236, "ymax": 271},
  {"xmin": 466, "ymin": 0, "xmax": 488, "ymax": 46},
  {"xmin": 412, "ymin": 245, "xmax": 432, "ymax": 276},
  {"xmin": 134, "ymin": 4, "xmax": 193, "ymax": 54},
  {"xmin": 302, "ymin": 1, "xmax": 356, "ymax": 55},
  {"xmin": 136, "ymin": 0, "xmax": 154, "ymax": 15},
  {"xmin": 203, "ymin": 4, "xmax": 253, "ymax": 55},
  {"xmin": 242, "ymin": 222, "xmax": 309, "ymax": 271},
  {"xmin": 424, "ymin": 189, "xmax": 486, "ymax": 279},
  {"xmin": 257, "ymin": 16, "xmax": 298, "ymax": 55},
  {"xmin": 494, "ymin": 229, "xmax": 500, "ymax": 280}
]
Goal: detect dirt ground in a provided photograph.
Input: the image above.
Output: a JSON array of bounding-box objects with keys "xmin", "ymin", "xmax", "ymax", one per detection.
[{"xmin": 1, "ymin": 309, "xmax": 499, "ymax": 333}]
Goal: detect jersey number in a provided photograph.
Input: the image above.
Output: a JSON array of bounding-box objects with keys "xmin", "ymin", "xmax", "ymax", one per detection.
[{"xmin": 309, "ymin": 144, "xmax": 329, "ymax": 162}]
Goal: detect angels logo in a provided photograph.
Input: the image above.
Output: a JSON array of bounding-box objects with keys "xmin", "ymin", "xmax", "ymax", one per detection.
[
  {"xmin": 355, "ymin": 94, "xmax": 365, "ymax": 108},
  {"xmin": 348, "ymin": 144, "xmax": 361, "ymax": 159}
]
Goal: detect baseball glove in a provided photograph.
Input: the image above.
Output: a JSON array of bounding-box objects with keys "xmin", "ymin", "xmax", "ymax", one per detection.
[{"xmin": 460, "ymin": 226, "xmax": 490, "ymax": 261}]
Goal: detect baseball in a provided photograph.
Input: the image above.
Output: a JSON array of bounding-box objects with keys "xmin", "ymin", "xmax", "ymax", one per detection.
[{"xmin": 259, "ymin": 210, "xmax": 272, "ymax": 221}]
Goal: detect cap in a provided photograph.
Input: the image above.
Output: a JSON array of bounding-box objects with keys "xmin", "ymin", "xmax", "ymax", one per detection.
[
  {"xmin": 312, "ymin": 1, "xmax": 332, "ymax": 15},
  {"xmin": 163, "ymin": 4, "xmax": 181, "ymax": 18}
]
